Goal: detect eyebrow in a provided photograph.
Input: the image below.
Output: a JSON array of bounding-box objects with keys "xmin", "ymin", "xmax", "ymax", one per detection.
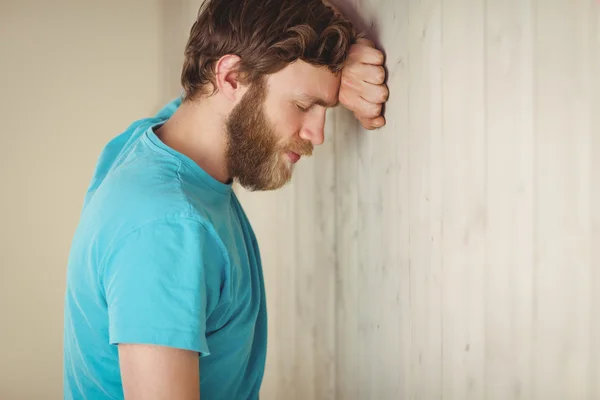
[{"xmin": 299, "ymin": 93, "xmax": 339, "ymax": 108}]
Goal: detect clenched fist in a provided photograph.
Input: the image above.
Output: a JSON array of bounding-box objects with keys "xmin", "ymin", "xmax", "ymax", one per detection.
[{"xmin": 339, "ymin": 38, "xmax": 389, "ymax": 130}]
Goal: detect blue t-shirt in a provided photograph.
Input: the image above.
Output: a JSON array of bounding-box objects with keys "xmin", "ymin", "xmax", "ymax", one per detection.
[{"xmin": 63, "ymin": 98, "xmax": 267, "ymax": 400}]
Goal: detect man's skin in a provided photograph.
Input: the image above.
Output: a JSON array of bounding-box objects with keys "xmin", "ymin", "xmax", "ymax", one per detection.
[{"xmin": 117, "ymin": 4, "xmax": 389, "ymax": 399}]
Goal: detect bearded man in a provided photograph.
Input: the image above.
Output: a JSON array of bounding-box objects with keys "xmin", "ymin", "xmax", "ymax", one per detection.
[{"xmin": 63, "ymin": 0, "xmax": 388, "ymax": 398}]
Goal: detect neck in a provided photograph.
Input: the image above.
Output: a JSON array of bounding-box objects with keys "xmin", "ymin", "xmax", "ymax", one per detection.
[{"xmin": 155, "ymin": 98, "xmax": 231, "ymax": 183}]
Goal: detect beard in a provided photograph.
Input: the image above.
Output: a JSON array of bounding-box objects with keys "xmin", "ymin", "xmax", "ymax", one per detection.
[{"xmin": 225, "ymin": 79, "xmax": 313, "ymax": 191}]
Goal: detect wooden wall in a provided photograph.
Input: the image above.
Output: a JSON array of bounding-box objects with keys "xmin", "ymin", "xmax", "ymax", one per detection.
[{"xmin": 237, "ymin": 0, "xmax": 600, "ymax": 399}]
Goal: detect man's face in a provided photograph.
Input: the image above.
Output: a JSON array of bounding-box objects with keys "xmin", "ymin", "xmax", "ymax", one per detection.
[{"xmin": 226, "ymin": 60, "xmax": 340, "ymax": 191}]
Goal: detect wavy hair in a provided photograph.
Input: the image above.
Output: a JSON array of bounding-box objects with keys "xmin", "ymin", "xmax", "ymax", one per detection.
[{"xmin": 181, "ymin": 0, "xmax": 358, "ymax": 100}]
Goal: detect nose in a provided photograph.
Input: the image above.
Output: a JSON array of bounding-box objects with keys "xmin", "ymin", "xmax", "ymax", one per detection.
[{"xmin": 299, "ymin": 112, "xmax": 326, "ymax": 146}]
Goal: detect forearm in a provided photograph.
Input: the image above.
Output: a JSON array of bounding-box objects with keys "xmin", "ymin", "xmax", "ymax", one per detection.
[{"xmin": 327, "ymin": 0, "xmax": 389, "ymax": 130}]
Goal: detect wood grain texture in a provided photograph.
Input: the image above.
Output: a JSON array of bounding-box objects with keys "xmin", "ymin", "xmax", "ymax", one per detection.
[
  {"xmin": 407, "ymin": 0, "xmax": 444, "ymax": 397},
  {"xmin": 441, "ymin": 0, "xmax": 487, "ymax": 398},
  {"xmin": 484, "ymin": 0, "xmax": 534, "ymax": 398},
  {"xmin": 532, "ymin": 0, "xmax": 594, "ymax": 398},
  {"xmin": 344, "ymin": 0, "xmax": 411, "ymax": 399},
  {"xmin": 292, "ymin": 114, "xmax": 337, "ymax": 400},
  {"xmin": 176, "ymin": 0, "xmax": 600, "ymax": 399},
  {"xmin": 334, "ymin": 107, "xmax": 361, "ymax": 400}
]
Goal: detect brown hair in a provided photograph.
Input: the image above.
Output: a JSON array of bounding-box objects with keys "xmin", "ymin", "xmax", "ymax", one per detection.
[{"xmin": 181, "ymin": 0, "xmax": 358, "ymax": 100}]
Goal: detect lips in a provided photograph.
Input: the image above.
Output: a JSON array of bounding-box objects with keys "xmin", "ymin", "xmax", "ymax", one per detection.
[{"xmin": 287, "ymin": 151, "xmax": 301, "ymax": 163}]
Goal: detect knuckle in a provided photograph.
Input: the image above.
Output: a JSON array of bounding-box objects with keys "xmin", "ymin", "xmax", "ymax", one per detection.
[
  {"xmin": 368, "ymin": 104, "xmax": 381, "ymax": 118},
  {"xmin": 376, "ymin": 67, "xmax": 386, "ymax": 83},
  {"xmin": 380, "ymin": 86, "xmax": 390, "ymax": 102},
  {"xmin": 341, "ymin": 75, "xmax": 354, "ymax": 89}
]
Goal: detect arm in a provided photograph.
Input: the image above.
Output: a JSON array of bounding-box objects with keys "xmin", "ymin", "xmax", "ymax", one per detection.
[
  {"xmin": 326, "ymin": 0, "xmax": 389, "ymax": 130},
  {"xmin": 119, "ymin": 344, "xmax": 199, "ymax": 400},
  {"xmin": 103, "ymin": 219, "xmax": 223, "ymax": 399}
]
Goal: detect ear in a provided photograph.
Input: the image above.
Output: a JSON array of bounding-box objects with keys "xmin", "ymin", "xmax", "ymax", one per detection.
[{"xmin": 214, "ymin": 54, "xmax": 246, "ymax": 102}]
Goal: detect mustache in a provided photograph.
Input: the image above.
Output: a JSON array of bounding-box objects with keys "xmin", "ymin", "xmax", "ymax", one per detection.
[{"xmin": 285, "ymin": 139, "xmax": 314, "ymax": 157}]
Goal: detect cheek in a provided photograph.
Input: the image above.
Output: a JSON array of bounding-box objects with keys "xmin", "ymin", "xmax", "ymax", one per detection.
[
  {"xmin": 267, "ymin": 106, "xmax": 303, "ymax": 141},
  {"xmin": 262, "ymin": 90, "xmax": 303, "ymax": 140}
]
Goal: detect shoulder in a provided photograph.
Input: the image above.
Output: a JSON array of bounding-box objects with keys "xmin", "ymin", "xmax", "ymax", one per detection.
[
  {"xmin": 108, "ymin": 215, "xmax": 227, "ymax": 261},
  {"xmin": 83, "ymin": 182, "xmax": 231, "ymax": 276},
  {"xmin": 101, "ymin": 215, "xmax": 230, "ymax": 304},
  {"xmin": 86, "ymin": 145, "xmax": 204, "ymax": 233}
]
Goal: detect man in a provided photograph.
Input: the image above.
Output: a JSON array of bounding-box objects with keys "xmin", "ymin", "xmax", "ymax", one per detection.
[{"xmin": 63, "ymin": 0, "xmax": 388, "ymax": 398}]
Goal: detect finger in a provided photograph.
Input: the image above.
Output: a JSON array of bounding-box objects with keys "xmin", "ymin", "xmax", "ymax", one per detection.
[
  {"xmin": 358, "ymin": 115, "xmax": 386, "ymax": 130},
  {"xmin": 373, "ymin": 115, "xmax": 386, "ymax": 128},
  {"xmin": 344, "ymin": 63, "xmax": 386, "ymax": 85},
  {"xmin": 343, "ymin": 89, "xmax": 382, "ymax": 119},
  {"xmin": 341, "ymin": 71, "xmax": 388, "ymax": 103},
  {"xmin": 348, "ymin": 44, "xmax": 385, "ymax": 66},
  {"xmin": 355, "ymin": 80, "xmax": 389, "ymax": 104}
]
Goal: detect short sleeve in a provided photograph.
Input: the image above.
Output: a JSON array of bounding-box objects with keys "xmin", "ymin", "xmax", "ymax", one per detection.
[{"xmin": 101, "ymin": 218, "xmax": 222, "ymax": 356}]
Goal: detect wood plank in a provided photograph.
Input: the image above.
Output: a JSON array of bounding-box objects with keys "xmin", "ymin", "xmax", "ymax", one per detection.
[
  {"xmin": 334, "ymin": 108, "xmax": 360, "ymax": 400},
  {"xmin": 347, "ymin": 5, "xmax": 408, "ymax": 398},
  {"xmin": 292, "ymin": 158, "xmax": 318, "ymax": 400},
  {"xmin": 361, "ymin": 0, "xmax": 411, "ymax": 397},
  {"xmin": 354, "ymin": 48, "xmax": 381, "ymax": 399},
  {"xmin": 441, "ymin": 0, "xmax": 487, "ymax": 398},
  {"xmin": 383, "ymin": 1, "xmax": 412, "ymax": 399},
  {"xmin": 532, "ymin": 0, "xmax": 593, "ymax": 397},
  {"xmin": 292, "ymin": 114, "xmax": 337, "ymax": 400},
  {"xmin": 339, "ymin": 0, "xmax": 409, "ymax": 397},
  {"xmin": 332, "ymin": 7, "xmax": 363, "ymax": 398},
  {"xmin": 313, "ymin": 115, "xmax": 338, "ymax": 400},
  {"xmin": 407, "ymin": 0, "xmax": 444, "ymax": 398},
  {"xmin": 484, "ymin": 0, "xmax": 535, "ymax": 398}
]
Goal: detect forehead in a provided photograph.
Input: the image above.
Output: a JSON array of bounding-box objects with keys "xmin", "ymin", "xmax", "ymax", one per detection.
[{"xmin": 266, "ymin": 60, "xmax": 341, "ymax": 106}]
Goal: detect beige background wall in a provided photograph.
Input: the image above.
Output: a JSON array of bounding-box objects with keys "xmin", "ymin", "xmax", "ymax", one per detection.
[
  {"xmin": 0, "ymin": 0, "xmax": 169, "ymax": 398},
  {"xmin": 1, "ymin": 0, "xmax": 598, "ymax": 399}
]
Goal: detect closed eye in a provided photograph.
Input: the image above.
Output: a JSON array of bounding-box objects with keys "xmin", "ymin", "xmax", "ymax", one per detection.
[{"xmin": 296, "ymin": 103, "xmax": 311, "ymax": 113}]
